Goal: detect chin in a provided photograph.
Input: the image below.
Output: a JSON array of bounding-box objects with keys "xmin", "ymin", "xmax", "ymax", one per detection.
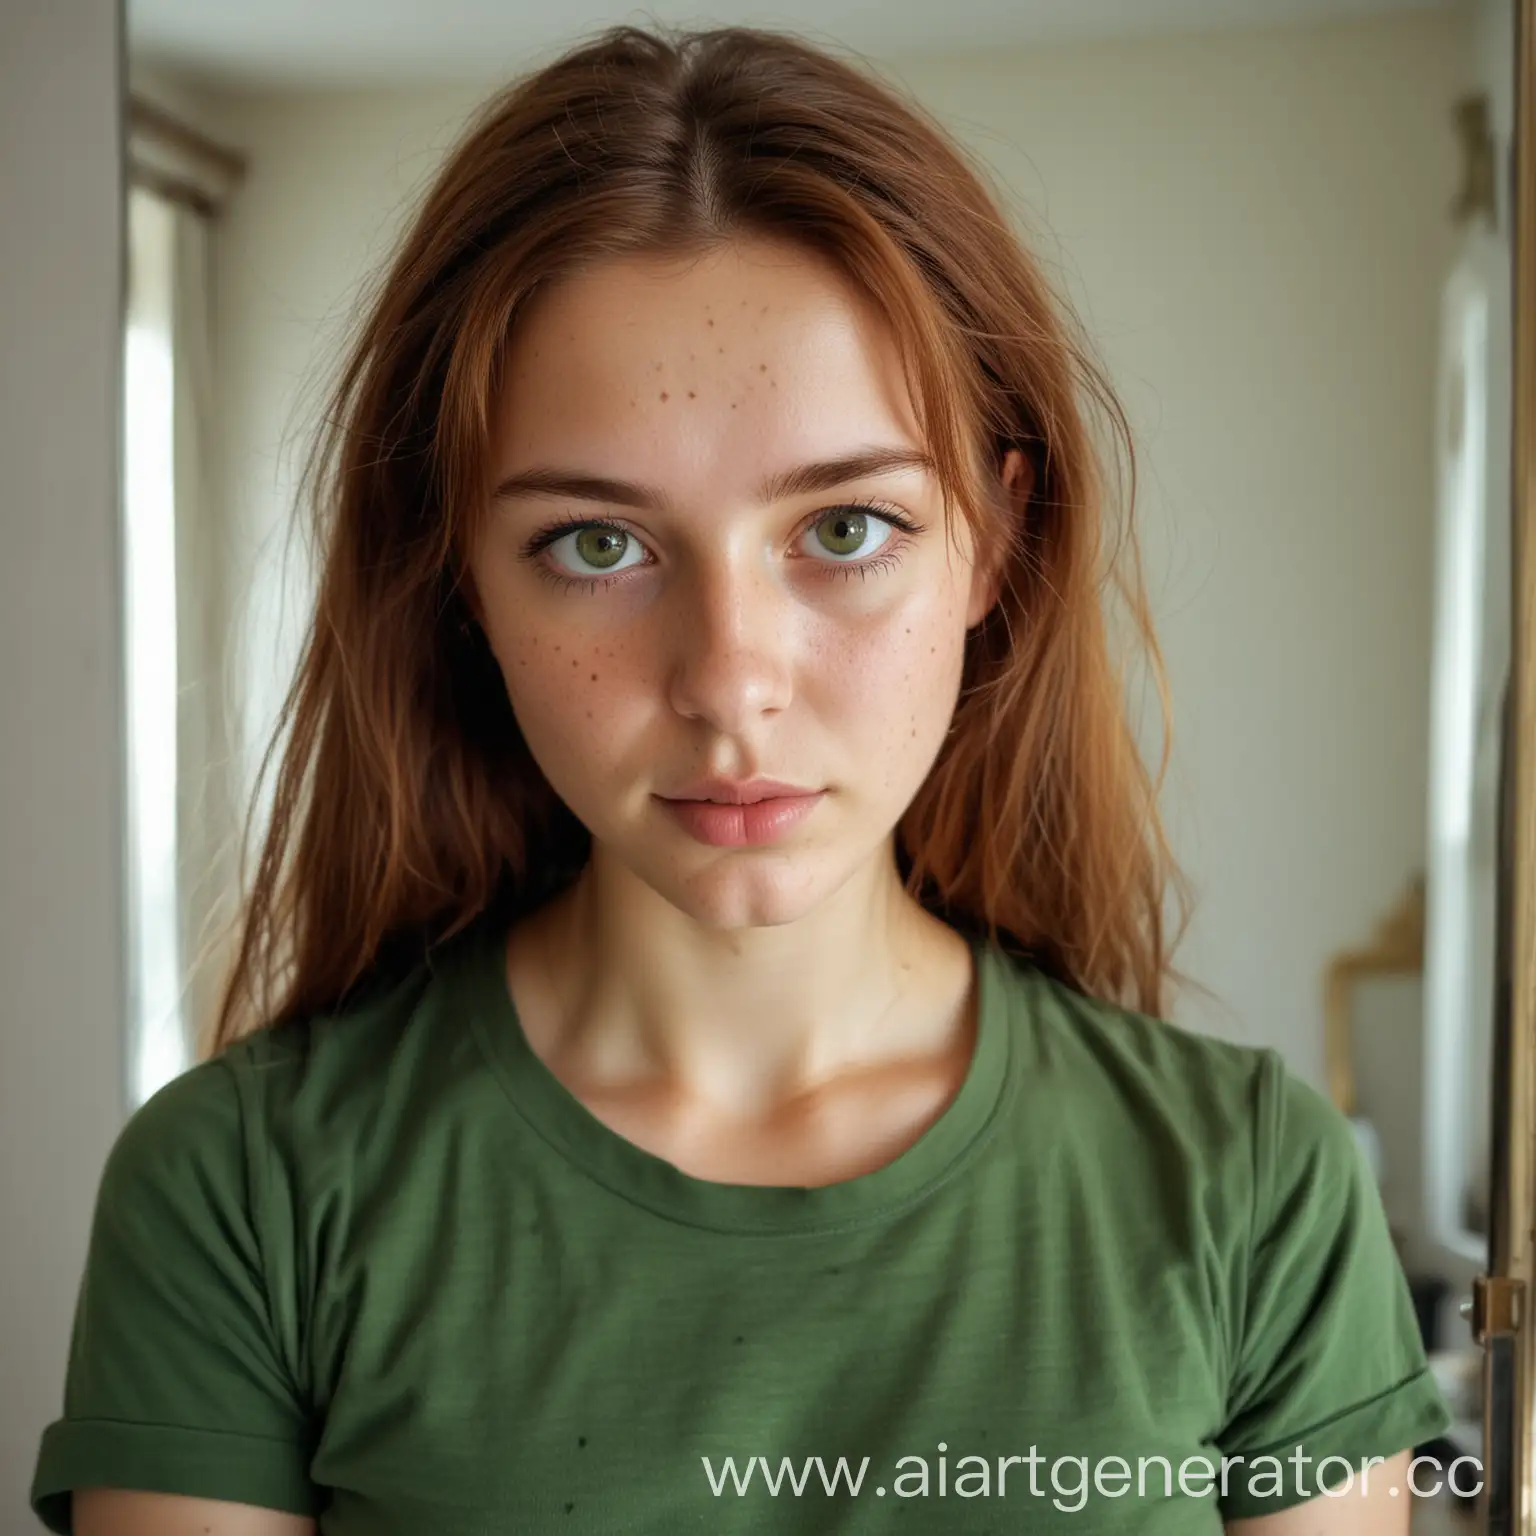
[{"xmin": 634, "ymin": 845, "xmax": 862, "ymax": 934}]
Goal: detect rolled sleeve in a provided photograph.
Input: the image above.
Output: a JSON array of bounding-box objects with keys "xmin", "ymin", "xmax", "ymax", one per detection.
[{"xmin": 29, "ymin": 1057, "xmax": 318, "ymax": 1532}]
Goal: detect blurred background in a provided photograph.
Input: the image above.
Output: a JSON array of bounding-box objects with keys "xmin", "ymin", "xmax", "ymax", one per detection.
[{"xmin": 0, "ymin": 1, "xmax": 1518, "ymax": 1530}]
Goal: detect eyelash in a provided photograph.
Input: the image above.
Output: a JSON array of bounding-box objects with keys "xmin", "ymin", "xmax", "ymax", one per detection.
[{"xmin": 519, "ymin": 500, "xmax": 926, "ymax": 595}]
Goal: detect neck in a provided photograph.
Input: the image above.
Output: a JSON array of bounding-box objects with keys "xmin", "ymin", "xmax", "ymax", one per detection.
[{"xmin": 513, "ymin": 841, "xmax": 972, "ymax": 1117}]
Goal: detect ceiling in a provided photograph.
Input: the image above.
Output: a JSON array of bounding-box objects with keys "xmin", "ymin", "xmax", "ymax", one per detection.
[{"xmin": 130, "ymin": 0, "xmax": 1461, "ymax": 89}]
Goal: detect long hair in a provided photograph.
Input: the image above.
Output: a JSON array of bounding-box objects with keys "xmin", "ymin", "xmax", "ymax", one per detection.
[{"xmin": 210, "ymin": 23, "xmax": 1192, "ymax": 1051}]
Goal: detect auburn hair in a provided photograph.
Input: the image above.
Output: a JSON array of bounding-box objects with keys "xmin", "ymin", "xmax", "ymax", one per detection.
[{"xmin": 210, "ymin": 23, "xmax": 1192, "ymax": 1052}]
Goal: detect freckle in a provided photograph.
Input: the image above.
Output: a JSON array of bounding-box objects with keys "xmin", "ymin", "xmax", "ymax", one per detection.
[
  {"xmin": 564, "ymin": 1502, "xmax": 575, "ymax": 1513},
  {"xmin": 759, "ymin": 363, "xmax": 767, "ymax": 372},
  {"xmin": 578, "ymin": 1436, "xmax": 588, "ymax": 1448},
  {"xmin": 590, "ymin": 672, "xmax": 597, "ymax": 681},
  {"xmin": 660, "ymin": 391, "xmax": 669, "ymax": 401},
  {"xmin": 707, "ymin": 318, "xmax": 714, "ymax": 327},
  {"xmin": 731, "ymin": 402, "xmax": 738, "ymax": 410},
  {"xmin": 717, "ymin": 346, "xmax": 724, "ymax": 354},
  {"xmin": 688, "ymin": 390, "xmax": 696, "ymax": 399}
]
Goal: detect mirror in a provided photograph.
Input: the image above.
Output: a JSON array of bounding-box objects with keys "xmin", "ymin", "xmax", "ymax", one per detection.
[
  {"xmin": 1422, "ymin": 2, "xmax": 1515, "ymax": 1275},
  {"xmin": 117, "ymin": 1, "xmax": 1525, "ymax": 1530}
]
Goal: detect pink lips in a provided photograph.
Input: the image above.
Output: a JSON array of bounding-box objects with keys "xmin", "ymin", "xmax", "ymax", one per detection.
[{"xmin": 655, "ymin": 780, "xmax": 825, "ymax": 848}]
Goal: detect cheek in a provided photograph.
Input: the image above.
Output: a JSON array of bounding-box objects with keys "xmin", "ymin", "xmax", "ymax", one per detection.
[
  {"xmin": 812, "ymin": 587, "xmax": 969, "ymax": 758},
  {"xmin": 471, "ymin": 545, "xmax": 622, "ymax": 748},
  {"xmin": 488, "ymin": 619, "xmax": 645, "ymax": 763}
]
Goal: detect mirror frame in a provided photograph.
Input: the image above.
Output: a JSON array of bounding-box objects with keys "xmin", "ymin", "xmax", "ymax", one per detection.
[{"xmin": 1484, "ymin": 0, "xmax": 1535, "ymax": 1528}]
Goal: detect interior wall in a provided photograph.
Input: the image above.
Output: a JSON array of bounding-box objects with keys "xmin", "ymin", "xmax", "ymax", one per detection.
[
  {"xmin": 895, "ymin": 12, "xmax": 1470, "ymax": 1077},
  {"xmin": 158, "ymin": 9, "xmax": 1468, "ymax": 1087},
  {"xmin": 0, "ymin": 2, "xmax": 127, "ymax": 1525}
]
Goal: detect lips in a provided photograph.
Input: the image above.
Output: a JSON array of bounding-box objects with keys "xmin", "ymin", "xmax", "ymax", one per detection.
[{"xmin": 655, "ymin": 784, "xmax": 825, "ymax": 848}]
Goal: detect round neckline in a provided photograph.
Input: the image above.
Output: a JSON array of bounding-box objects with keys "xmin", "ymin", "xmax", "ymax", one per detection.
[{"xmin": 459, "ymin": 915, "xmax": 1017, "ymax": 1235}]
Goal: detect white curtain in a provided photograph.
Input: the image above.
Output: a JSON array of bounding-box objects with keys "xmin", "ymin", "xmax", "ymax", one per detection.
[
  {"xmin": 1421, "ymin": 218, "xmax": 1511, "ymax": 1258},
  {"xmin": 126, "ymin": 109, "xmax": 243, "ymax": 1102},
  {"xmin": 170, "ymin": 203, "xmax": 242, "ymax": 1070},
  {"xmin": 124, "ymin": 186, "xmax": 184, "ymax": 1104}
]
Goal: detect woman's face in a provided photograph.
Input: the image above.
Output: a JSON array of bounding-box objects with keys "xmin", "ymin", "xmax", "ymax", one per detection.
[{"xmin": 472, "ymin": 237, "xmax": 1006, "ymax": 931}]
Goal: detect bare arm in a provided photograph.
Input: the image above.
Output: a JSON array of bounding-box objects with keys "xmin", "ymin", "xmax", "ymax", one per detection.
[
  {"xmin": 73, "ymin": 1490, "xmax": 316, "ymax": 1536},
  {"xmin": 1224, "ymin": 1449, "xmax": 1412, "ymax": 1536}
]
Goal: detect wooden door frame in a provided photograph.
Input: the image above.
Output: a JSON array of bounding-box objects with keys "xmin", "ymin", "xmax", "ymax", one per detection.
[{"xmin": 1487, "ymin": 1, "xmax": 1536, "ymax": 1528}]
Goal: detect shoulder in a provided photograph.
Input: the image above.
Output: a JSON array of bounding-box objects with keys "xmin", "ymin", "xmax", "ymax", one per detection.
[
  {"xmin": 111, "ymin": 928, "xmax": 492, "ymax": 1214},
  {"xmin": 216, "ymin": 931, "xmax": 486, "ymax": 1134},
  {"xmin": 990, "ymin": 949, "xmax": 1358, "ymax": 1197},
  {"xmin": 98, "ymin": 1051, "xmax": 251, "ymax": 1224},
  {"xmin": 993, "ymin": 951, "xmax": 1270, "ymax": 1134}
]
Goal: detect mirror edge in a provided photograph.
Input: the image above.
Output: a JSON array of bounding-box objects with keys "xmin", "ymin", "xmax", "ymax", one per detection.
[{"xmin": 1484, "ymin": 0, "xmax": 1536, "ymax": 1528}]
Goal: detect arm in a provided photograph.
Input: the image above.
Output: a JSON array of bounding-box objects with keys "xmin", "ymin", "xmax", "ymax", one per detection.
[
  {"xmin": 74, "ymin": 1490, "xmax": 316, "ymax": 1536},
  {"xmin": 29, "ymin": 1062, "xmax": 321, "ymax": 1532},
  {"xmin": 1213, "ymin": 1059, "xmax": 1451, "ymax": 1530},
  {"xmin": 1223, "ymin": 1441, "xmax": 1414, "ymax": 1534}
]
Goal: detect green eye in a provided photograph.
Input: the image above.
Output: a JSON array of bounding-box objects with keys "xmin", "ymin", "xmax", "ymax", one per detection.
[
  {"xmin": 573, "ymin": 527, "xmax": 629, "ymax": 569},
  {"xmin": 814, "ymin": 510, "xmax": 870, "ymax": 558}
]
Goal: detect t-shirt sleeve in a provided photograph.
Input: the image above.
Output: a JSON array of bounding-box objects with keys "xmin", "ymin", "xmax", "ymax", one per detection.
[
  {"xmin": 29, "ymin": 1055, "xmax": 322, "ymax": 1533},
  {"xmin": 1214, "ymin": 1049, "xmax": 1453, "ymax": 1521}
]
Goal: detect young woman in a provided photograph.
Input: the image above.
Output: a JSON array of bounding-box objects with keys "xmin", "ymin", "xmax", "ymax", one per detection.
[{"xmin": 33, "ymin": 24, "xmax": 1451, "ymax": 1535}]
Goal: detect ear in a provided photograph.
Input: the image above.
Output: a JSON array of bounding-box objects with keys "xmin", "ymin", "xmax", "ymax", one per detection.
[{"xmin": 964, "ymin": 447, "xmax": 1032, "ymax": 629}]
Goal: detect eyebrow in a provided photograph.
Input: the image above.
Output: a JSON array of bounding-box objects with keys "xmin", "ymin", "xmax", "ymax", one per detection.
[{"xmin": 491, "ymin": 445, "xmax": 937, "ymax": 512}]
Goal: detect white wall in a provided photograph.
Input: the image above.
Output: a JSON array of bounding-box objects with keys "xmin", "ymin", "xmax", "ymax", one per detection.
[
  {"xmin": 176, "ymin": 9, "xmax": 1468, "ymax": 1086},
  {"xmin": 902, "ymin": 15, "xmax": 1467, "ymax": 1079},
  {"xmin": 0, "ymin": 3, "xmax": 126, "ymax": 1528}
]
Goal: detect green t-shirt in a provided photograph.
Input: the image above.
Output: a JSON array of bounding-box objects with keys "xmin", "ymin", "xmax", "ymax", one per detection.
[{"xmin": 32, "ymin": 915, "xmax": 1449, "ymax": 1533}]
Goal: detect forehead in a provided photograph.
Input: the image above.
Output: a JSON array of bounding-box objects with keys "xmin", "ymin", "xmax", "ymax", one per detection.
[{"xmin": 491, "ymin": 239, "xmax": 927, "ymax": 503}]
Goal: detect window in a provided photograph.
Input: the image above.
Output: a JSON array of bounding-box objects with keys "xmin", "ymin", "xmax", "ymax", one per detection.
[{"xmin": 124, "ymin": 185, "xmax": 187, "ymax": 1104}]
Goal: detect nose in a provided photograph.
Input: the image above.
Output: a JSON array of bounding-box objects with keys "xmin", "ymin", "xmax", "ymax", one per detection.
[{"xmin": 665, "ymin": 549, "xmax": 795, "ymax": 734}]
